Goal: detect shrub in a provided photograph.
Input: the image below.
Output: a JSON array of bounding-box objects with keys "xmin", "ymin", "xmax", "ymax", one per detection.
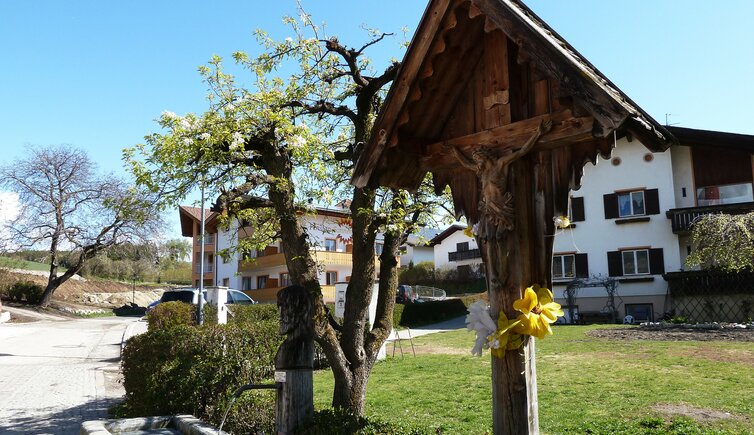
[
  {"xmin": 295, "ymin": 408, "xmax": 435, "ymax": 435},
  {"xmin": 121, "ymin": 320, "xmax": 281, "ymax": 434},
  {"xmin": 398, "ymin": 298, "xmax": 469, "ymax": 328},
  {"xmin": 7, "ymin": 280, "xmax": 44, "ymax": 304},
  {"xmin": 203, "ymin": 302, "xmax": 278, "ymax": 326},
  {"xmin": 146, "ymin": 301, "xmax": 196, "ymax": 331}
]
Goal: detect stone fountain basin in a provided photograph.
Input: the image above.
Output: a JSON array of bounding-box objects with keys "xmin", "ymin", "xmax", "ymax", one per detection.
[{"xmin": 80, "ymin": 415, "xmax": 228, "ymax": 435}]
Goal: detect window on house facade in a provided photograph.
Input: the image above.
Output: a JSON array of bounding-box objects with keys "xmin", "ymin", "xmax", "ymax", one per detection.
[
  {"xmin": 552, "ymin": 254, "xmax": 575, "ymax": 279},
  {"xmin": 325, "ymin": 239, "xmax": 337, "ymax": 252},
  {"xmin": 280, "ymin": 272, "xmax": 291, "ymax": 287},
  {"xmin": 607, "ymin": 248, "xmax": 664, "ymax": 277},
  {"xmin": 242, "ymin": 277, "xmax": 252, "ymax": 291},
  {"xmin": 603, "ymin": 189, "xmax": 660, "ymax": 219},
  {"xmin": 456, "ymin": 241, "xmax": 469, "ymax": 252},
  {"xmin": 325, "ymin": 271, "xmax": 337, "ymax": 285},
  {"xmin": 552, "ymin": 253, "xmax": 589, "ymax": 280},
  {"xmin": 222, "ymin": 278, "xmax": 229, "ymax": 287},
  {"xmin": 622, "ymin": 249, "xmax": 650, "ymax": 275},
  {"xmin": 374, "ymin": 243, "xmax": 383, "ymax": 255},
  {"xmin": 625, "ymin": 303, "xmax": 654, "ymax": 322},
  {"xmin": 257, "ymin": 275, "xmax": 268, "ymax": 289},
  {"xmin": 618, "ymin": 191, "xmax": 645, "ymax": 217}
]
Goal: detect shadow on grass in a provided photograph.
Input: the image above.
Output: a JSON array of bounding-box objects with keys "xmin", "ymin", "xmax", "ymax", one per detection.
[{"xmin": 0, "ymin": 397, "xmax": 121, "ymax": 434}]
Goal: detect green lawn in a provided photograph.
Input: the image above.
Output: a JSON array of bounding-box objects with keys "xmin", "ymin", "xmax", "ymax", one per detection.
[
  {"xmin": 0, "ymin": 256, "xmax": 62, "ymax": 272},
  {"xmin": 314, "ymin": 325, "xmax": 754, "ymax": 434}
]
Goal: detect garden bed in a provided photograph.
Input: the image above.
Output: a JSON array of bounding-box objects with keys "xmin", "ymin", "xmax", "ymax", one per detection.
[{"xmin": 587, "ymin": 325, "xmax": 754, "ymax": 342}]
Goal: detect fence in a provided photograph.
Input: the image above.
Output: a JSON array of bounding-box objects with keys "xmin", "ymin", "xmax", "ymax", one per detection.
[{"xmin": 665, "ymin": 270, "xmax": 754, "ymax": 323}]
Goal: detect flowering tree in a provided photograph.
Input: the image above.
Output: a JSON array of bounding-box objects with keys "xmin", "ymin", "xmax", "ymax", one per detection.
[
  {"xmin": 0, "ymin": 146, "xmax": 161, "ymax": 307},
  {"xmin": 686, "ymin": 212, "xmax": 754, "ymax": 272},
  {"xmin": 127, "ymin": 11, "xmax": 449, "ymax": 414}
]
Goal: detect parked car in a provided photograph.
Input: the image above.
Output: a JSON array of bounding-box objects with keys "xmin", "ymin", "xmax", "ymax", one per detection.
[{"xmin": 146, "ymin": 287, "xmax": 256, "ymax": 312}]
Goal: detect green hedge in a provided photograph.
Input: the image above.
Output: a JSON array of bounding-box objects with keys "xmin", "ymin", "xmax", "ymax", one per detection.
[
  {"xmin": 398, "ymin": 298, "xmax": 469, "ymax": 327},
  {"xmin": 395, "ymin": 294, "xmax": 484, "ymax": 328},
  {"xmin": 120, "ymin": 319, "xmax": 282, "ymax": 434},
  {"xmin": 146, "ymin": 301, "xmax": 196, "ymax": 331}
]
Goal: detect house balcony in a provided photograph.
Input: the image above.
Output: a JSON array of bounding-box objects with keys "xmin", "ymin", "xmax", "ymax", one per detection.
[
  {"xmin": 665, "ymin": 202, "xmax": 754, "ymax": 234},
  {"xmin": 193, "ymin": 263, "xmax": 214, "ymax": 274},
  {"xmin": 238, "ymin": 250, "xmax": 389, "ymax": 272},
  {"xmin": 448, "ymin": 248, "xmax": 482, "ymax": 262},
  {"xmin": 242, "ymin": 285, "xmax": 336, "ymax": 304}
]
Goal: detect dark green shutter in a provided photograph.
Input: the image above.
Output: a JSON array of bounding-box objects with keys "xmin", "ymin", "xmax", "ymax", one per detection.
[
  {"xmin": 603, "ymin": 194, "xmax": 618, "ymax": 219},
  {"xmin": 571, "ymin": 197, "xmax": 585, "ymax": 222},
  {"xmin": 649, "ymin": 248, "xmax": 665, "ymax": 274},
  {"xmin": 644, "ymin": 189, "xmax": 660, "ymax": 215},
  {"xmin": 607, "ymin": 251, "xmax": 623, "ymax": 276},
  {"xmin": 575, "ymin": 253, "xmax": 589, "ymax": 278}
]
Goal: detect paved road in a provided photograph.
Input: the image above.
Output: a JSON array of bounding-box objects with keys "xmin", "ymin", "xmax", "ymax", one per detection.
[{"xmin": 0, "ymin": 315, "xmax": 145, "ymax": 434}]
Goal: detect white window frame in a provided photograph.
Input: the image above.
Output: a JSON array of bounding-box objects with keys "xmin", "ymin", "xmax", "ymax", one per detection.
[
  {"xmin": 617, "ymin": 190, "xmax": 646, "ymax": 217},
  {"xmin": 324, "ymin": 239, "xmax": 337, "ymax": 252},
  {"xmin": 552, "ymin": 254, "xmax": 575, "ymax": 280},
  {"xmin": 621, "ymin": 249, "xmax": 650, "ymax": 275}
]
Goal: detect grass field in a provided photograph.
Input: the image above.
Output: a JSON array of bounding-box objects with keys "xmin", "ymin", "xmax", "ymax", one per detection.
[
  {"xmin": 313, "ymin": 325, "xmax": 754, "ymax": 434},
  {"xmin": 0, "ymin": 256, "xmax": 61, "ymax": 272}
]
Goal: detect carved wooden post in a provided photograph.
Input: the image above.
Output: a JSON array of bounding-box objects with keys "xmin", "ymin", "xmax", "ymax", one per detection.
[{"xmin": 275, "ymin": 285, "xmax": 315, "ymax": 434}]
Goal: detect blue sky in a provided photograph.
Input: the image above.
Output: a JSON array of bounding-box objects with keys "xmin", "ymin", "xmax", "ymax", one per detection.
[{"xmin": 1, "ymin": 0, "xmax": 753, "ymax": 238}]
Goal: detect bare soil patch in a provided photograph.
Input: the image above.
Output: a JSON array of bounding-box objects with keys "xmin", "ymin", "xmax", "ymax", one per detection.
[
  {"xmin": 651, "ymin": 403, "xmax": 744, "ymax": 423},
  {"xmin": 587, "ymin": 326, "xmax": 754, "ymax": 342}
]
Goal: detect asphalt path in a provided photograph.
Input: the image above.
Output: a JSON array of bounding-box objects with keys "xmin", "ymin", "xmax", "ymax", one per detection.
[{"xmin": 0, "ymin": 314, "xmax": 144, "ymax": 434}]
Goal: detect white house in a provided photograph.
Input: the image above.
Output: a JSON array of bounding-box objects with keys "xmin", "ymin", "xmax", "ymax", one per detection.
[
  {"xmin": 419, "ymin": 126, "xmax": 754, "ymax": 323},
  {"xmin": 180, "ymin": 205, "xmax": 386, "ymax": 303}
]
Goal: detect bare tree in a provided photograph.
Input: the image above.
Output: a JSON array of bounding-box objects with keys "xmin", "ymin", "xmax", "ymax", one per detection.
[{"xmin": 0, "ymin": 145, "xmax": 161, "ymax": 307}]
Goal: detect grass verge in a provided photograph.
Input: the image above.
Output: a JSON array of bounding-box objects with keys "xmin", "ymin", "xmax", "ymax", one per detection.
[{"xmin": 314, "ymin": 325, "xmax": 754, "ymax": 434}]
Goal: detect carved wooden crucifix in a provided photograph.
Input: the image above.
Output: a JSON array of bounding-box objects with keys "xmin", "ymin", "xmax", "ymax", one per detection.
[{"xmin": 449, "ymin": 120, "xmax": 552, "ymax": 241}]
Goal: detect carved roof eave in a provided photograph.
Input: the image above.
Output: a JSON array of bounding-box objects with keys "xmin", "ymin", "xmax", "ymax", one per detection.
[{"xmin": 352, "ymin": 0, "xmax": 676, "ymax": 189}]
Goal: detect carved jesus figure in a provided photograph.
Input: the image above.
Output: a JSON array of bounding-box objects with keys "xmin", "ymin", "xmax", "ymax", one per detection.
[{"xmin": 450, "ymin": 120, "xmax": 552, "ymax": 239}]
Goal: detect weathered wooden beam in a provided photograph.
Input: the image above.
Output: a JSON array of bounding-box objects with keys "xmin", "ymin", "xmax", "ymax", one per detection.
[
  {"xmin": 471, "ymin": 0, "xmax": 630, "ymax": 134},
  {"xmin": 352, "ymin": 0, "xmax": 453, "ymax": 188},
  {"xmin": 419, "ymin": 111, "xmax": 594, "ymax": 170}
]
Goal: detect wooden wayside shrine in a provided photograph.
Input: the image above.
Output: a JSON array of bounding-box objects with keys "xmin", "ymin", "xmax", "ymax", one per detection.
[{"xmin": 352, "ymin": 0, "xmax": 675, "ymax": 433}]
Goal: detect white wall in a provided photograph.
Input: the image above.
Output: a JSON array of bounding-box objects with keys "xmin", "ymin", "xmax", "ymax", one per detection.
[
  {"xmin": 216, "ymin": 222, "xmax": 241, "ymax": 289},
  {"xmin": 433, "ymin": 228, "xmax": 481, "ymax": 270},
  {"xmin": 552, "ymin": 138, "xmax": 681, "ymax": 302},
  {"xmin": 670, "ymin": 145, "xmax": 696, "ymax": 208}
]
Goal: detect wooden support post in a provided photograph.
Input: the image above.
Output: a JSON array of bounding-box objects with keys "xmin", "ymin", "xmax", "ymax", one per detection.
[
  {"xmin": 478, "ymin": 150, "xmax": 555, "ymax": 434},
  {"xmin": 275, "ymin": 370, "xmax": 314, "ymax": 435},
  {"xmin": 275, "ymin": 286, "xmax": 316, "ymax": 434}
]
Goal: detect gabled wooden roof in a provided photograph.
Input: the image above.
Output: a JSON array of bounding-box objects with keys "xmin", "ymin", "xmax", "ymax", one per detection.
[
  {"xmin": 352, "ymin": 0, "xmax": 675, "ymax": 193},
  {"xmin": 178, "ymin": 205, "xmax": 218, "ymax": 237}
]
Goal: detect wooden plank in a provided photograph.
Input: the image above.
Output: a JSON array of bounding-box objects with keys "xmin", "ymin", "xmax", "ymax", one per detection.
[
  {"xmin": 420, "ymin": 112, "xmax": 594, "ymax": 170},
  {"xmin": 483, "ymin": 30, "xmax": 512, "ymax": 128},
  {"xmin": 352, "ymin": 0, "xmax": 454, "ymax": 187},
  {"xmin": 471, "ymin": 0, "xmax": 629, "ymax": 133}
]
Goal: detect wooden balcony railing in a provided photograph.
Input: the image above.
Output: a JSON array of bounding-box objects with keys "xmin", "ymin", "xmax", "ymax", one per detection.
[
  {"xmin": 238, "ymin": 253, "xmax": 287, "ymax": 271},
  {"xmin": 448, "ymin": 248, "xmax": 482, "ymax": 262},
  {"xmin": 238, "ymin": 250, "xmax": 390, "ymax": 271},
  {"xmin": 666, "ymin": 202, "xmax": 754, "ymax": 233},
  {"xmin": 242, "ymin": 285, "xmax": 336, "ymax": 303}
]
